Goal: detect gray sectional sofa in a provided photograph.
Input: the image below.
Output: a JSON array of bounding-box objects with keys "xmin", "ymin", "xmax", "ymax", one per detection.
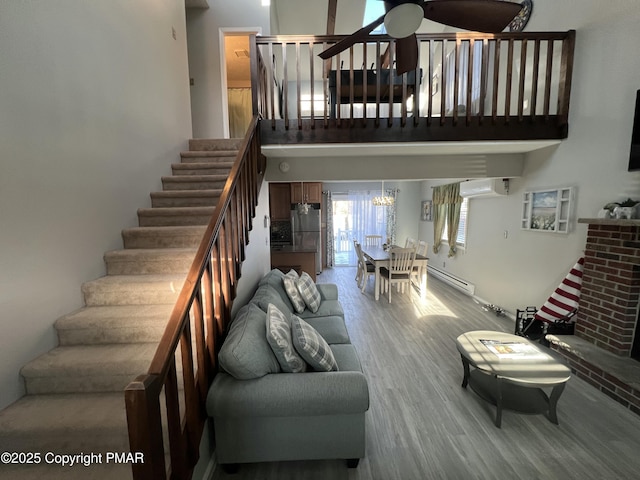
[{"xmin": 206, "ymin": 269, "xmax": 369, "ymax": 470}]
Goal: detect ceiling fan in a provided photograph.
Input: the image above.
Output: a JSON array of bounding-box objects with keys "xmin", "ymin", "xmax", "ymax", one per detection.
[{"xmin": 318, "ymin": 0, "xmax": 524, "ymax": 74}]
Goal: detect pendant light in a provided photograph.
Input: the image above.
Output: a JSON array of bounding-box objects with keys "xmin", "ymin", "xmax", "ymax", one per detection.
[
  {"xmin": 296, "ymin": 181, "xmax": 310, "ymax": 214},
  {"xmin": 372, "ymin": 181, "xmax": 394, "ymax": 206}
]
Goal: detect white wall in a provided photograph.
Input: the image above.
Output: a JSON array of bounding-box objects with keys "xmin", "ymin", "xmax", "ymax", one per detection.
[
  {"xmin": 0, "ymin": 0, "xmax": 192, "ymax": 409},
  {"xmin": 186, "ymin": 0, "xmax": 270, "ymax": 138},
  {"xmin": 419, "ymin": 0, "xmax": 640, "ymax": 313}
]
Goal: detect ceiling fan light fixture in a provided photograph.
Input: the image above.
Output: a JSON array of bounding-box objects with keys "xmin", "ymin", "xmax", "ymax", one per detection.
[{"xmin": 384, "ymin": 3, "xmax": 424, "ymax": 39}]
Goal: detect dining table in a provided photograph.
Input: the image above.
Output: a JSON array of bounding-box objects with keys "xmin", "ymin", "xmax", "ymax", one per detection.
[{"xmin": 361, "ymin": 246, "xmax": 429, "ymax": 301}]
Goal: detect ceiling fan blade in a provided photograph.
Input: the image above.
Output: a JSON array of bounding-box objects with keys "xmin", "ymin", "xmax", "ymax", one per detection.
[
  {"xmin": 422, "ymin": 0, "xmax": 523, "ymax": 33},
  {"xmin": 318, "ymin": 14, "xmax": 386, "ymax": 59},
  {"xmin": 395, "ymin": 34, "xmax": 419, "ymax": 75}
]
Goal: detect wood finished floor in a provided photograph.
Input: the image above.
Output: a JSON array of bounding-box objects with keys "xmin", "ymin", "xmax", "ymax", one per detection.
[{"xmin": 211, "ymin": 267, "xmax": 640, "ymax": 480}]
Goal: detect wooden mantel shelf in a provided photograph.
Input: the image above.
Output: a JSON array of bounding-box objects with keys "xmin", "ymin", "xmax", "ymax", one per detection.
[{"xmin": 578, "ymin": 218, "xmax": 640, "ymax": 226}]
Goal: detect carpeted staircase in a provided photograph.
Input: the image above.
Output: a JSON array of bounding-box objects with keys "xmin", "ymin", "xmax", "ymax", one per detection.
[{"xmin": 0, "ymin": 139, "xmax": 241, "ymax": 480}]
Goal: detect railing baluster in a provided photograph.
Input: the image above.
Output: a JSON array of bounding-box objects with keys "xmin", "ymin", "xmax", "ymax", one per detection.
[
  {"xmin": 492, "ymin": 39, "xmax": 501, "ymax": 124},
  {"xmin": 296, "ymin": 41, "xmax": 301, "ymax": 129},
  {"xmin": 531, "ymin": 39, "xmax": 541, "ymax": 119},
  {"xmin": 440, "ymin": 39, "xmax": 446, "ymax": 125},
  {"xmin": 466, "ymin": 39, "xmax": 473, "ymax": 125},
  {"xmin": 375, "ymin": 41, "xmax": 381, "ymax": 127},
  {"xmin": 505, "ymin": 38, "xmax": 514, "ymax": 123},
  {"xmin": 388, "ymin": 41, "xmax": 394, "ymax": 127},
  {"xmin": 517, "ymin": 39, "xmax": 528, "ymax": 122},
  {"xmin": 413, "ymin": 39, "xmax": 421, "ymax": 126},
  {"xmin": 309, "ymin": 42, "xmax": 315, "ymax": 128},
  {"xmin": 283, "ymin": 43, "xmax": 289, "ymax": 129},
  {"xmin": 427, "ymin": 39, "xmax": 433, "ymax": 126},
  {"xmin": 544, "ymin": 39, "xmax": 554, "ymax": 120},
  {"xmin": 349, "ymin": 47, "xmax": 355, "ymax": 126},
  {"xmin": 165, "ymin": 359, "xmax": 186, "ymax": 477},
  {"xmin": 479, "ymin": 38, "xmax": 488, "ymax": 125},
  {"xmin": 362, "ymin": 42, "xmax": 368, "ymax": 124}
]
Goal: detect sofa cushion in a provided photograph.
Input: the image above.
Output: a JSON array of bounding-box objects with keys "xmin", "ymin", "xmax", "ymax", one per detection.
[
  {"xmin": 219, "ymin": 303, "xmax": 281, "ymax": 380},
  {"xmin": 298, "ymin": 299, "xmax": 344, "ymax": 320},
  {"xmin": 258, "ymin": 269, "xmax": 295, "ymax": 312},
  {"xmin": 316, "ymin": 283, "xmax": 339, "ymax": 301},
  {"xmin": 291, "ymin": 316, "xmax": 338, "ymax": 372},
  {"xmin": 250, "ymin": 284, "xmax": 294, "ymax": 316},
  {"xmin": 296, "ymin": 272, "xmax": 321, "ymax": 313},
  {"xmin": 283, "ymin": 274, "xmax": 306, "ymax": 314},
  {"xmin": 266, "ymin": 304, "xmax": 306, "ymax": 373},
  {"xmin": 304, "ymin": 316, "xmax": 350, "ymax": 344}
]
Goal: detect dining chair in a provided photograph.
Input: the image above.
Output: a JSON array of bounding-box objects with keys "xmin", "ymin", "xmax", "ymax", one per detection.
[
  {"xmin": 412, "ymin": 241, "xmax": 428, "ymax": 288},
  {"xmin": 364, "ymin": 235, "xmax": 382, "ymax": 247},
  {"xmin": 355, "ymin": 241, "xmax": 375, "ymax": 293},
  {"xmin": 353, "ymin": 239, "xmax": 363, "ymax": 284},
  {"xmin": 405, "ymin": 237, "xmax": 416, "ymax": 249},
  {"xmin": 379, "ymin": 247, "xmax": 416, "ymax": 303}
]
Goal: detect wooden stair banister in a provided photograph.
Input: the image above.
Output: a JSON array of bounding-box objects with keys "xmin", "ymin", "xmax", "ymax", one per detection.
[{"xmin": 125, "ymin": 116, "xmax": 266, "ymax": 480}]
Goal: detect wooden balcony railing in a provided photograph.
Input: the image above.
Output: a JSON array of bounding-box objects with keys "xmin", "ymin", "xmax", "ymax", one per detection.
[
  {"xmin": 252, "ymin": 31, "xmax": 575, "ymax": 144},
  {"xmin": 125, "ymin": 117, "xmax": 265, "ymax": 479}
]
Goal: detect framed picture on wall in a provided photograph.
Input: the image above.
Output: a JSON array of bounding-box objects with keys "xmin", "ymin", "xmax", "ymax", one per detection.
[
  {"xmin": 521, "ymin": 187, "xmax": 572, "ymax": 233},
  {"xmin": 421, "ymin": 200, "xmax": 433, "ymax": 221}
]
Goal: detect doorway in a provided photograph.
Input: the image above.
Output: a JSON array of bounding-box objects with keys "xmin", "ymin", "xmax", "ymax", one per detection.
[
  {"xmin": 331, "ymin": 192, "xmax": 388, "ymax": 266},
  {"xmin": 220, "ymin": 29, "xmax": 259, "ymax": 138}
]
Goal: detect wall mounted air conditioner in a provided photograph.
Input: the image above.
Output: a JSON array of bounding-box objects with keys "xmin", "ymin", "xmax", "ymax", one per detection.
[{"xmin": 459, "ymin": 179, "xmax": 509, "ymax": 198}]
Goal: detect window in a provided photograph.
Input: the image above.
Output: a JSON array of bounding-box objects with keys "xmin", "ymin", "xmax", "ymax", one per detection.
[{"xmin": 441, "ymin": 197, "xmax": 469, "ymax": 248}]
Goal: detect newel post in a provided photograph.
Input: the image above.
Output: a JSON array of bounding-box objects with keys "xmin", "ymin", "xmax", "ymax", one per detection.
[{"xmin": 125, "ymin": 374, "xmax": 166, "ymax": 480}]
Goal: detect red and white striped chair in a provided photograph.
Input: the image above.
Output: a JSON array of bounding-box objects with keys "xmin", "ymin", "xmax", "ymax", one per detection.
[{"xmin": 516, "ymin": 257, "xmax": 584, "ymax": 341}]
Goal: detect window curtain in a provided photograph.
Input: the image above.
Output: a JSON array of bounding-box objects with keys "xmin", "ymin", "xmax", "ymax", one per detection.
[
  {"xmin": 348, "ymin": 190, "xmax": 387, "ymax": 243},
  {"xmin": 385, "ymin": 188, "xmax": 398, "ymax": 245},
  {"xmin": 323, "ymin": 191, "xmax": 334, "ymax": 267},
  {"xmin": 432, "ymin": 182, "xmax": 463, "ymax": 257},
  {"xmin": 227, "ymin": 88, "xmax": 252, "ymax": 138}
]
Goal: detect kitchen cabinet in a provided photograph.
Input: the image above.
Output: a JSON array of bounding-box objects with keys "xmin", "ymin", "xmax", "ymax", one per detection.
[
  {"xmin": 291, "ymin": 182, "xmax": 322, "ymax": 204},
  {"xmin": 269, "ymin": 183, "xmax": 292, "ymax": 221},
  {"xmin": 271, "ymin": 249, "xmax": 316, "ymax": 281}
]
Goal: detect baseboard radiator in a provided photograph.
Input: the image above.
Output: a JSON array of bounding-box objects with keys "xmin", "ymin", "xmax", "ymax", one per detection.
[{"xmin": 427, "ymin": 266, "xmax": 476, "ymax": 296}]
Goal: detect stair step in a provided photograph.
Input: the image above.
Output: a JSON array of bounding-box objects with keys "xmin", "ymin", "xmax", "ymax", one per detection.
[
  {"xmin": 150, "ymin": 189, "xmax": 222, "ymax": 207},
  {"xmin": 55, "ymin": 305, "xmax": 173, "ymax": 345},
  {"xmin": 122, "ymin": 225, "xmax": 206, "ymax": 249},
  {"xmin": 20, "ymin": 344, "xmax": 157, "ymax": 394},
  {"xmin": 0, "ymin": 393, "xmax": 129, "ymax": 452},
  {"xmin": 180, "ymin": 150, "xmax": 238, "ymax": 163},
  {"xmin": 188, "ymin": 138, "xmax": 242, "ymax": 151},
  {"xmin": 104, "ymin": 248, "xmax": 196, "ymax": 275},
  {"xmin": 82, "ymin": 274, "xmax": 186, "ymax": 306},
  {"xmin": 162, "ymin": 174, "xmax": 228, "ymax": 191},
  {"xmin": 137, "ymin": 206, "xmax": 214, "ymax": 226},
  {"xmin": 172, "ymin": 162, "xmax": 234, "ymax": 175}
]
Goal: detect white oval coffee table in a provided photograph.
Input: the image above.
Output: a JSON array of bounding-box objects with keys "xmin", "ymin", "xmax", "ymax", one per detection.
[{"xmin": 455, "ymin": 330, "xmax": 571, "ymax": 428}]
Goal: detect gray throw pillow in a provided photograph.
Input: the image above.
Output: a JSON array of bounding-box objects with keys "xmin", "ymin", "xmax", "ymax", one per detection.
[
  {"xmin": 266, "ymin": 304, "xmax": 307, "ymax": 373},
  {"xmin": 296, "ymin": 271, "xmax": 321, "ymax": 313},
  {"xmin": 291, "ymin": 316, "xmax": 338, "ymax": 372}
]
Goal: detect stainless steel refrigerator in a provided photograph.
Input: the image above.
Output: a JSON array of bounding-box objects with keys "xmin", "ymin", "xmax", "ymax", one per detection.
[{"xmin": 291, "ymin": 206, "xmax": 322, "ymax": 274}]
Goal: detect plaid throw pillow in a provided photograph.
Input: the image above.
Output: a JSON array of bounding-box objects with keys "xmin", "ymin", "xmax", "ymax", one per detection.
[
  {"xmin": 283, "ymin": 273, "xmax": 306, "ymax": 313},
  {"xmin": 266, "ymin": 304, "xmax": 306, "ymax": 373},
  {"xmin": 291, "ymin": 316, "xmax": 338, "ymax": 372},
  {"xmin": 296, "ymin": 271, "xmax": 321, "ymax": 313}
]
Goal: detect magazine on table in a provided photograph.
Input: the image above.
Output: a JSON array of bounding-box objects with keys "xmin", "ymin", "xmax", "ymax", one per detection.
[{"xmin": 479, "ymin": 339, "xmax": 547, "ymax": 359}]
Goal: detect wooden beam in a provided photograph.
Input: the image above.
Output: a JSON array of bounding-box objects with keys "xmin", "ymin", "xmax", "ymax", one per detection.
[
  {"xmin": 327, "ymin": 0, "xmax": 337, "ymax": 35},
  {"xmin": 324, "ymin": 0, "xmax": 338, "ymax": 78}
]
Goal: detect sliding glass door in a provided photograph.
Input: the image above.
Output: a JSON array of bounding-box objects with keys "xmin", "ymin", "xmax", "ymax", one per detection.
[{"xmin": 332, "ymin": 191, "xmax": 387, "ymax": 266}]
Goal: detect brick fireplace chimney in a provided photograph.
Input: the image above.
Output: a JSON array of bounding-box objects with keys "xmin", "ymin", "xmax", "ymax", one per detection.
[{"xmin": 577, "ymin": 218, "xmax": 640, "ymax": 358}]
